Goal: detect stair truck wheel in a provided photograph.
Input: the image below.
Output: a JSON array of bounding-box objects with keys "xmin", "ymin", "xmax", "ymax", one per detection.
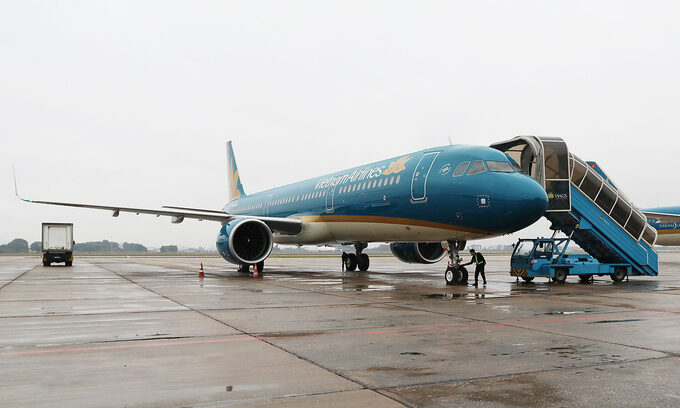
[
  {"xmin": 521, "ymin": 276, "xmax": 534, "ymax": 282},
  {"xmin": 610, "ymin": 267, "xmax": 627, "ymax": 282},
  {"xmin": 345, "ymin": 254, "xmax": 358, "ymax": 271},
  {"xmin": 357, "ymin": 253, "xmax": 370, "ymax": 271},
  {"xmin": 554, "ymin": 268, "xmax": 568, "ymax": 284}
]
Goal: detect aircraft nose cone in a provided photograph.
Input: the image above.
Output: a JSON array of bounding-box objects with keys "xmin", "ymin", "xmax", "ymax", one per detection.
[{"xmin": 499, "ymin": 175, "xmax": 549, "ymax": 233}]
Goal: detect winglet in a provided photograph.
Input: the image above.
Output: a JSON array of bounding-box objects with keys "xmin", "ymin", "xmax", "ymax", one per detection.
[{"xmin": 11, "ymin": 165, "xmax": 31, "ymax": 202}]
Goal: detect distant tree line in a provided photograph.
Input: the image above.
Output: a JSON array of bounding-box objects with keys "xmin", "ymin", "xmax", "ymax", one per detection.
[
  {"xmin": 0, "ymin": 239, "xmax": 192, "ymax": 254},
  {"xmin": 0, "ymin": 239, "xmax": 29, "ymax": 253},
  {"xmin": 73, "ymin": 240, "xmax": 148, "ymax": 253}
]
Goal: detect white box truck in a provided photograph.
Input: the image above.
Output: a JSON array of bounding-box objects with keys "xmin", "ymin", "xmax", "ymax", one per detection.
[{"xmin": 42, "ymin": 223, "xmax": 74, "ymax": 266}]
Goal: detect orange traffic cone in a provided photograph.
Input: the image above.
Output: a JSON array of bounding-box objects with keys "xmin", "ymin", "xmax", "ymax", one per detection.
[
  {"xmin": 199, "ymin": 263, "xmax": 205, "ymax": 278},
  {"xmin": 252, "ymin": 263, "xmax": 259, "ymax": 278}
]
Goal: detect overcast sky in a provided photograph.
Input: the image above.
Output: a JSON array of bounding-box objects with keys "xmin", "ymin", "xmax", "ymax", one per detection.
[{"xmin": 2, "ymin": 1, "xmax": 679, "ymax": 249}]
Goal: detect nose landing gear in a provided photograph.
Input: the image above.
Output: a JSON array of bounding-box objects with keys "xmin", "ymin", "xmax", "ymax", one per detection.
[
  {"xmin": 443, "ymin": 240, "xmax": 468, "ymax": 285},
  {"xmin": 342, "ymin": 242, "xmax": 369, "ymax": 272}
]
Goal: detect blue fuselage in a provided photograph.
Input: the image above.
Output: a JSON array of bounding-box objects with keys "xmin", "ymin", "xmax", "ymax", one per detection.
[{"xmin": 221, "ymin": 145, "xmax": 549, "ymax": 245}]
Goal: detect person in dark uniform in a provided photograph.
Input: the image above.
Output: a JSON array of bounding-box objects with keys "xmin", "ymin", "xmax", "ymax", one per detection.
[{"xmin": 463, "ymin": 249, "xmax": 486, "ymax": 287}]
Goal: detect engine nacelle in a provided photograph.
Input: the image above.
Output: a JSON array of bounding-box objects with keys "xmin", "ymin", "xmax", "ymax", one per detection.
[
  {"xmin": 390, "ymin": 242, "xmax": 446, "ymax": 264},
  {"xmin": 216, "ymin": 218, "xmax": 273, "ymax": 265}
]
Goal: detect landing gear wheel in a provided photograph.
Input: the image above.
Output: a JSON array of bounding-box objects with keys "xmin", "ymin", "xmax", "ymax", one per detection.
[
  {"xmin": 345, "ymin": 254, "xmax": 358, "ymax": 271},
  {"xmin": 610, "ymin": 268, "xmax": 627, "ymax": 283},
  {"xmin": 521, "ymin": 276, "xmax": 534, "ymax": 282},
  {"xmin": 357, "ymin": 253, "xmax": 370, "ymax": 271},
  {"xmin": 238, "ymin": 264, "xmax": 250, "ymax": 273},
  {"xmin": 579, "ymin": 275, "xmax": 592, "ymax": 283},
  {"xmin": 553, "ymin": 268, "xmax": 568, "ymax": 284},
  {"xmin": 445, "ymin": 266, "xmax": 467, "ymax": 285}
]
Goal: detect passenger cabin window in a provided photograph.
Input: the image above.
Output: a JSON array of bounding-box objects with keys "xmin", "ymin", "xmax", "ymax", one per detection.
[
  {"xmin": 486, "ymin": 161, "xmax": 515, "ymax": 173},
  {"xmin": 466, "ymin": 160, "xmax": 486, "ymax": 175},
  {"xmin": 453, "ymin": 161, "xmax": 470, "ymax": 177}
]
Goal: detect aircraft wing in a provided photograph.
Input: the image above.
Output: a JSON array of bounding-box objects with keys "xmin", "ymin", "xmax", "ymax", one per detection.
[
  {"xmin": 641, "ymin": 211, "xmax": 680, "ymax": 224},
  {"xmin": 13, "ymin": 171, "xmax": 301, "ymax": 235}
]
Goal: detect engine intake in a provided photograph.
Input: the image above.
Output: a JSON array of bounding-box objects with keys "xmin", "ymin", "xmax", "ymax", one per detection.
[
  {"xmin": 216, "ymin": 218, "xmax": 273, "ymax": 265},
  {"xmin": 390, "ymin": 242, "xmax": 446, "ymax": 264}
]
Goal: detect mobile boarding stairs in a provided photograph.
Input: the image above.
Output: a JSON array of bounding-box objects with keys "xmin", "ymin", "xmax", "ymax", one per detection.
[{"xmin": 491, "ymin": 136, "xmax": 659, "ymax": 283}]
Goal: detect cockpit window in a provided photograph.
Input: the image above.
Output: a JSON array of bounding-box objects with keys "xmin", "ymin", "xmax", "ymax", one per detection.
[
  {"xmin": 466, "ymin": 160, "xmax": 486, "ymax": 175},
  {"xmin": 486, "ymin": 161, "xmax": 515, "ymax": 173},
  {"xmin": 452, "ymin": 161, "xmax": 470, "ymax": 177}
]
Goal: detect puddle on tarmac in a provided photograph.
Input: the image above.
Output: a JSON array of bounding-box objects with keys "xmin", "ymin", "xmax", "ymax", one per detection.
[
  {"xmin": 424, "ymin": 293, "xmax": 507, "ymax": 300},
  {"xmin": 588, "ymin": 319, "xmax": 642, "ymax": 324}
]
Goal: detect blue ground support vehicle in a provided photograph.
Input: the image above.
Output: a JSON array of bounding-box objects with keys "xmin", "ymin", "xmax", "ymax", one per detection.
[{"xmin": 511, "ymin": 236, "xmax": 631, "ymax": 283}]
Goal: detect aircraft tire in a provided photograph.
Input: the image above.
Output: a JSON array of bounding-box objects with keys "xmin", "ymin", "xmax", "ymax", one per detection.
[
  {"xmin": 238, "ymin": 264, "xmax": 250, "ymax": 273},
  {"xmin": 345, "ymin": 254, "xmax": 358, "ymax": 271},
  {"xmin": 554, "ymin": 268, "xmax": 568, "ymax": 283},
  {"xmin": 521, "ymin": 276, "xmax": 534, "ymax": 282},
  {"xmin": 445, "ymin": 266, "xmax": 466, "ymax": 285},
  {"xmin": 255, "ymin": 260, "xmax": 265, "ymax": 274},
  {"xmin": 357, "ymin": 254, "xmax": 369, "ymax": 271}
]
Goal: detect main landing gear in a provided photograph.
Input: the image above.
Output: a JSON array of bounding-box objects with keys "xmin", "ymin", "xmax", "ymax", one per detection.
[
  {"xmin": 238, "ymin": 260, "xmax": 264, "ymax": 275},
  {"xmin": 342, "ymin": 242, "xmax": 370, "ymax": 272},
  {"xmin": 443, "ymin": 240, "xmax": 468, "ymax": 285}
]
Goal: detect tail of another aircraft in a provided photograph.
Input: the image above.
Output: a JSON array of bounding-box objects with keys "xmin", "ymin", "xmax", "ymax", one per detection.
[{"xmin": 226, "ymin": 141, "xmax": 246, "ymax": 202}]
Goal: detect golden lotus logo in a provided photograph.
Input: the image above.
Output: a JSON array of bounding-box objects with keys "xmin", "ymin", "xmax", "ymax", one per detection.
[{"xmin": 383, "ymin": 156, "xmax": 411, "ymax": 175}]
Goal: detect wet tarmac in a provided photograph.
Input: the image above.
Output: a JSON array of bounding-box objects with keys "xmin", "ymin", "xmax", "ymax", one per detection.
[{"xmin": 1, "ymin": 253, "xmax": 680, "ymax": 407}]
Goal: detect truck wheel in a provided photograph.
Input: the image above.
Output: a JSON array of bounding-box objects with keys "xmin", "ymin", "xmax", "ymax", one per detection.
[
  {"xmin": 553, "ymin": 268, "xmax": 568, "ymax": 284},
  {"xmin": 65, "ymin": 261, "xmax": 72, "ymax": 267},
  {"xmin": 521, "ymin": 276, "xmax": 534, "ymax": 282},
  {"xmin": 610, "ymin": 268, "xmax": 627, "ymax": 283}
]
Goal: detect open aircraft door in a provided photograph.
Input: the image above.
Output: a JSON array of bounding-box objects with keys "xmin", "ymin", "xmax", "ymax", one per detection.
[{"xmin": 491, "ymin": 136, "xmax": 571, "ymax": 212}]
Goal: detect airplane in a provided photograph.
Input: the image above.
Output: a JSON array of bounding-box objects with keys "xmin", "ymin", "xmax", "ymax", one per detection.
[
  {"xmin": 15, "ymin": 141, "xmax": 549, "ymax": 285},
  {"xmin": 641, "ymin": 207, "xmax": 680, "ymax": 246}
]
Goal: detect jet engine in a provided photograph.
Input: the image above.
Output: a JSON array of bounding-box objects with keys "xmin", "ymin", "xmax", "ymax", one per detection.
[
  {"xmin": 216, "ymin": 218, "xmax": 273, "ymax": 265},
  {"xmin": 389, "ymin": 242, "xmax": 446, "ymax": 264}
]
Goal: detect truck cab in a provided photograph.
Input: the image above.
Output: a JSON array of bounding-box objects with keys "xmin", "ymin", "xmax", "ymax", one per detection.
[{"xmin": 511, "ymin": 237, "xmax": 630, "ymax": 283}]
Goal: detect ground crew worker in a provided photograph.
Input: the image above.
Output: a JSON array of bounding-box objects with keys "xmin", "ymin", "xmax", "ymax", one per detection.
[{"xmin": 463, "ymin": 249, "xmax": 486, "ymax": 287}]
